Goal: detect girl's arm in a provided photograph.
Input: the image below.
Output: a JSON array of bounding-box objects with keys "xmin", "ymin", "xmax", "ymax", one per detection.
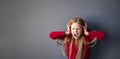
[
  {"xmin": 88, "ymin": 31, "xmax": 106, "ymax": 40},
  {"xmin": 49, "ymin": 31, "xmax": 69, "ymax": 40},
  {"xmin": 83, "ymin": 26, "xmax": 106, "ymax": 41}
]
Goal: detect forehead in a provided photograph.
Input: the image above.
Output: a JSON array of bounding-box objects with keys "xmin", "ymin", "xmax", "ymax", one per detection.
[{"xmin": 71, "ymin": 23, "xmax": 82, "ymax": 28}]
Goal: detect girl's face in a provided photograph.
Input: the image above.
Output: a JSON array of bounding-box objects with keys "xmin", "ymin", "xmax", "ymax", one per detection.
[{"xmin": 71, "ymin": 23, "xmax": 83, "ymax": 39}]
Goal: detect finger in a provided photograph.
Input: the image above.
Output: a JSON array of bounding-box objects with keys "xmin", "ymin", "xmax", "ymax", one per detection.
[
  {"xmin": 67, "ymin": 24, "xmax": 70, "ymax": 30},
  {"xmin": 83, "ymin": 26, "xmax": 87, "ymax": 32},
  {"xmin": 83, "ymin": 26, "xmax": 86, "ymax": 30},
  {"xmin": 83, "ymin": 26, "xmax": 89, "ymax": 35},
  {"xmin": 84, "ymin": 22, "xmax": 87, "ymax": 28}
]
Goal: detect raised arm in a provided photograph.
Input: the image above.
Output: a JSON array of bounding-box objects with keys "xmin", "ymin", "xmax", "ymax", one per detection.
[
  {"xmin": 83, "ymin": 26, "xmax": 106, "ymax": 41},
  {"xmin": 49, "ymin": 31, "xmax": 66, "ymax": 40},
  {"xmin": 88, "ymin": 31, "xmax": 106, "ymax": 41}
]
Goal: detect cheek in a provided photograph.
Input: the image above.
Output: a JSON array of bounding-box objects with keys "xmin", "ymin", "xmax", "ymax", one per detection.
[
  {"xmin": 78, "ymin": 30, "xmax": 83, "ymax": 34},
  {"xmin": 78, "ymin": 31, "xmax": 82, "ymax": 34}
]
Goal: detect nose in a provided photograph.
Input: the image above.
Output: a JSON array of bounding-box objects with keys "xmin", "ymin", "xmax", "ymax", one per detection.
[{"xmin": 75, "ymin": 28, "xmax": 78, "ymax": 33}]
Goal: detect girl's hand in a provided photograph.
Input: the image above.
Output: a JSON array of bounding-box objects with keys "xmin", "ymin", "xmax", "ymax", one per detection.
[
  {"xmin": 65, "ymin": 30, "xmax": 71, "ymax": 35},
  {"xmin": 67, "ymin": 22, "xmax": 71, "ymax": 31},
  {"xmin": 84, "ymin": 21, "xmax": 88, "ymax": 28},
  {"xmin": 83, "ymin": 26, "xmax": 89, "ymax": 35}
]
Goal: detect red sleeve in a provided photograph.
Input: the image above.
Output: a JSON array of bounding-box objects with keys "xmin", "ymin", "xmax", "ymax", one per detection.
[
  {"xmin": 88, "ymin": 31, "xmax": 106, "ymax": 41},
  {"xmin": 49, "ymin": 31, "xmax": 66, "ymax": 40}
]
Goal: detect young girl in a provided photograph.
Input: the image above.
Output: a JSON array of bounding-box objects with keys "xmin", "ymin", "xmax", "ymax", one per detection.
[{"xmin": 49, "ymin": 17, "xmax": 106, "ymax": 59}]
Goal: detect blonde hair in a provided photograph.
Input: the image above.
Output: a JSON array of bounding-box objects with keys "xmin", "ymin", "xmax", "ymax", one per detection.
[{"xmin": 61, "ymin": 17, "xmax": 97, "ymax": 59}]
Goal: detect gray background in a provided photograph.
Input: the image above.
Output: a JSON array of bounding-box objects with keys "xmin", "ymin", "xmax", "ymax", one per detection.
[{"xmin": 0, "ymin": 0, "xmax": 120, "ymax": 59}]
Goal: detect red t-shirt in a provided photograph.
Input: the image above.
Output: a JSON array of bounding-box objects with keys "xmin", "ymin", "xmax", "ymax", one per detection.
[{"xmin": 49, "ymin": 31, "xmax": 106, "ymax": 59}]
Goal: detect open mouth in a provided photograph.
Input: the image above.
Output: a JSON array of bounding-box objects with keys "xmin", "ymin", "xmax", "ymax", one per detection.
[
  {"xmin": 74, "ymin": 34, "xmax": 77, "ymax": 37},
  {"xmin": 73, "ymin": 34, "xmax": 78, "ymax": 39}
]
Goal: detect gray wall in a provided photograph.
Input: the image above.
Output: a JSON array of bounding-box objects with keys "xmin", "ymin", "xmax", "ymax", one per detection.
[{"xmin": 0, "ymin": 0, "xmax": 120, "ymax": 59}]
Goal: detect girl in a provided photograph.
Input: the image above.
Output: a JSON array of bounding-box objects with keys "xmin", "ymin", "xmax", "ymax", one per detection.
[{"xmin": 49, "ymin": 17, "xmax": 106, "ymax": 59}]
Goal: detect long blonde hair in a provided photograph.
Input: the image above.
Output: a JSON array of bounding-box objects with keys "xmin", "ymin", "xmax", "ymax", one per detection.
[{"xmin": 61, "ymin": 17, "xmax": 97, "ymax": 59}]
